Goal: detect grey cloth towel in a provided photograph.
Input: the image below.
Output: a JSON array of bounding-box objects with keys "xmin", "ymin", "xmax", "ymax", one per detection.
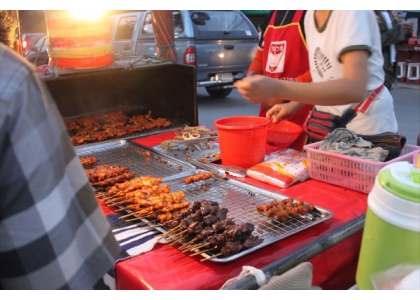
[
  {"xmin": 319, "ymin": 128, "xmax": 389, "ymax": 162},
  {"xmin": 258, "ymin": 262, "xmax": 321, "ymax": 290}
]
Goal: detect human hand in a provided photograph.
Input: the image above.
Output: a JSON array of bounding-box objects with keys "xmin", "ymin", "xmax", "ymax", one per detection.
[
  {"xmin": 234, "ymin": 75, "xmax": 282, "ymax": 104},
  {"xmin": 266, "ymin": 102, "xmax": 301, "ymax": 123}
]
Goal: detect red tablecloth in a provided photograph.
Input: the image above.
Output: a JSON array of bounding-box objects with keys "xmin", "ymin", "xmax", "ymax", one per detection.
[{"xmin": 102, "ymin": 132, "xmax": 368, "ymax": 290}]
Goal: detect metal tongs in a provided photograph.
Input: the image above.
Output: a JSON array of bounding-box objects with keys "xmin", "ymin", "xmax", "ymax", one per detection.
[{"xmin": 190, "ymin": 158, "xmax": 247, "ymax": 178}]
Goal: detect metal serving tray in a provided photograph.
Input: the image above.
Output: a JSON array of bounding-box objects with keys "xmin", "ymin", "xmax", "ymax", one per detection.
[
  {"xmin": 102, "ymin": 170, "xmax": 333, "ymax": 263},
  {"xmin": 76, "ymin": 139, "xmax": 196, "ymax": 182},
  {"xmin": 153, "ymin": 141, "xmax": 221, "ymax": 163}
]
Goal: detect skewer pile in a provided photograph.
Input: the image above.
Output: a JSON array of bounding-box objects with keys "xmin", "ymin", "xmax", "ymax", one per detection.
[
  {"xmin": 66, "ymin": 110, "xmax": 172, "ymax": 146},
  {"xmin": 101, "ymin": 175, "xmax": 194, "ymax": 224},
  {"xmin": 161, "ymin": 200, "xmax": 264, "ymax": 260},
  {"xmin": 256, "ymin": 198, "xmax": 319, "ymax": 223},
  {"xmin": 99, "ymin": 174, "xmax": 263, "ymax": 260},
  {"xmin": 85, "ymin": 164, "xmax": 136, "ymax": 191}
]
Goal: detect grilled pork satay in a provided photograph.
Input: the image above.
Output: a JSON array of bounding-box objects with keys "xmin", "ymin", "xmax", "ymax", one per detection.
[
  {"xmin": 123, "ymin": 191, "xmax": 186, "ymax": 211},
  {"xmin": 257, "ymin": 198, "xmax": 317, "ymax": 223},
  {"xmin": 160, "ymin": 200, "xmax": 265, "ymax": 258},
  {"xmin": 160, "ymin": 201, "xmax": 190, "ymax": 212},
  {"xmin": 85, "ymin": 164, "xmax": 129, "ymax": 183},
  {"xmin": 118, "ymin": 184, "xmax": 172, "ymax": 201},
  {"xmin": 67, "ymin": 110, "xmax": 172, "ymax": 146},
  {"xmin": 126, "ymin": 206, "xmax": 154, "ymax": 216},
  {"xmin": 129, "ymin": 184, "xmax": 171, "ymax": 197},
  {"xmin": 157, "ymin": 211, "xmax": 173, "ymax": 223},
  {"xmin": 107, "ymin": 176, "xmax": 163, "ymax": 196},
  {"xmin": 183, "ymin": 172, "xmax": 214, "ymax": 184},
  {"xmin": 79, "ymin": 155, "xmax": 98, "ymax": 167},
  {"xmin": 126, "ymin": 203, "xmax": 191, "ymax": 224},
  {"xmin": 92, "ymin": 171, "xmax": 136, "ymax": 191},
  {"xmin": 168, "ymin": 200, "xmax": 220, "ymax": 230}
]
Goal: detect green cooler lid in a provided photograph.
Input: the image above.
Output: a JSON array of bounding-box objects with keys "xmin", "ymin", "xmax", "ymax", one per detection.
[{"xmin": 377, "ymin": 162, "xmax": 420, "ymax": 203}]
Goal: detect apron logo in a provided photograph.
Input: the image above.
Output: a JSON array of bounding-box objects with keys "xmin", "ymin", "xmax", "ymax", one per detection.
[{"xmin": 266, "ymin": 41, "xmax": 286, "ymax": 73}]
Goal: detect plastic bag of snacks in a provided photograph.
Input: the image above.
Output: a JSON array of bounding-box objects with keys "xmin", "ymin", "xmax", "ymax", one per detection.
[{"xmin": 246, "ymin": 149, "xmax": 309, "ymax": 188}]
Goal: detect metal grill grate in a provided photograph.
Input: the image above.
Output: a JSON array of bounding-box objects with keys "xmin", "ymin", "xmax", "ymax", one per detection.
[
  {"xmin": 99, "ymin": 170, "xmax": 333, "ymax": 263},
  {"xmin": 76, "ymin": 139, "xmax": 196, "ymax": 181}
]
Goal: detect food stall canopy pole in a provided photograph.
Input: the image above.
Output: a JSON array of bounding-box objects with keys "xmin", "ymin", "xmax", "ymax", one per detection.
[{"xmin": 151, "ymin": 10, "xmax": 178, "ymax": 63}]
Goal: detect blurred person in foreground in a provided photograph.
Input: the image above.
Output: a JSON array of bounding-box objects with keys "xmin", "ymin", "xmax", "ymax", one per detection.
[
  {"xmin": 235, "ymin": 10, "xmax": 398, "ymax": 138},
  {"xmin": 374, "ymin": 10, "xmax": 413, "ymax": 90},
  {"xmin": 247, "ymin": 10, "xmax": 313, "ymax": 150},
  {"xmin": 0, "ymin": 10, "xmax": 120, "ymax": 289}
]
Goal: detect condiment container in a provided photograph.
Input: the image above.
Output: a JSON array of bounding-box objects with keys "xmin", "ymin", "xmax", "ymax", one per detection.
[{"xmin": 356, "ymin": 160, "xmax": 420, "ymax": 289}]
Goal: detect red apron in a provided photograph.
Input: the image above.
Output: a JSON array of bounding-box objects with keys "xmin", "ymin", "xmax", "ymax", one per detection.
[{"xmin": 260, "ymin": 10, "xmax": 313, "ymax": 151}]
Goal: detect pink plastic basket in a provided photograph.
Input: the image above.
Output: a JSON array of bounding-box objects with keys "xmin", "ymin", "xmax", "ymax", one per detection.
[{"xmin": 303, "ymin": 142, "xmax": 420, "ymax": 194}]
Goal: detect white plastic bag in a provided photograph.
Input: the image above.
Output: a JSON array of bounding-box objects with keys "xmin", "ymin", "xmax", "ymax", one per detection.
[
  {"xmin": 371, "ymin": 263, "xmax": 420, "ymax": 290},
  {"xmin": 220, "ymin": 266, "xmax": 267, "ymax": 289}
]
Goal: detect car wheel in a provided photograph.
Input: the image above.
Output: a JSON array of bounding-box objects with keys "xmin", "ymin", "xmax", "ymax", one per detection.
[{"xmin": 205, "ymin": 86, "xmax": 233, "ymax": 98}]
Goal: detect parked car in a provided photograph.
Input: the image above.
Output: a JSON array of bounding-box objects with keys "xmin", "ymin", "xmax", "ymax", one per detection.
[
  {"xmin": 22, "ymin": 32, "xmax": 44, "ymax": 54},
  {"xmin": 110, "ymin": 10, "xmax": 259, "ymax": 98},
  {"xmin": 23, "ymin": 33, "xmax": 49, "ymax": 66}
]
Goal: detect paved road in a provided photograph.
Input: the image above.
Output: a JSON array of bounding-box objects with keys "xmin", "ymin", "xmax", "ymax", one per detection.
[{"xmin": 197, "ymin": 83, "xmax": 420, "ymax": 146}]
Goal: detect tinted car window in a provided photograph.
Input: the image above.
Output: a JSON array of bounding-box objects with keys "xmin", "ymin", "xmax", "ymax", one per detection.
[
  {"xmin": 142, "ymin": 11, "xmax": 184, "ymax": 36},
  {"xmin": 173, "ymin": 11, "xmax": 184, "ymax": 34},
  {"xmin": 142, "ymin": 13, "xmax": 153, "ymax": 35},
  {"xmin": 190, "ymin": 10, "xmax": 257, "ymax": 39},
  {"xmin": 115, "ymin": 16, "xmax": 137, "ymax": 40}
]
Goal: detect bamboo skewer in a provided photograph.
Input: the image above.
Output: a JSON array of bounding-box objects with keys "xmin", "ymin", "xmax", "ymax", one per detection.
[
  {"xmin": 189, "ymin": 245, "xmax": 212, "ymax": 256},
  {"xmin": 118, "ymin": 210, "xmax": 141, "ymax": 219},
  {"xmin": 169, "ymin": 239, "xmax": 183, "ymax": 246},
  {"xmin": 105, "ymin": 198, "xmax": 132, "ymax": 206},
  {"xmin": 114, "ymin": 206, "xmax": 131, "ymax": 212},
  {"xmin": 124, "ymin": 216, "xmax": 146, "ymax": 222},
  {"xmin": 165, "ymin": 229, "xmax": 188, "ymax": 241},
  {"xmin": 160, "ymin": 225, "xmax": 181, "ymax": 237},
  {"xmin": 200, "ymin": 253, "xmax": 222, "ymax": 262},
  {"xmin": 178, "ymin": 238, "xmax": 198, "ymax": 251},
  {"xmin": 181, "ymin": 242, "xmax": 206, "ymax": 253},
  {"xmin": 188, "ymin": 242, "xmax": 211, "ymax": 252}
]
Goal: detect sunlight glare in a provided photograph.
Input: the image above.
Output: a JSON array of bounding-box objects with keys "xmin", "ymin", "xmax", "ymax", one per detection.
[{"xmin": 68, "ymin": 10, "xmax": 107, "ymax": 20}]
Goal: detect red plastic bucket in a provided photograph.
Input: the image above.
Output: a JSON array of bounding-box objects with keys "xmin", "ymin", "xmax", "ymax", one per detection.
[{"xmin": 214, "ymin": 116, "xmax": 270, "ymax": 168}]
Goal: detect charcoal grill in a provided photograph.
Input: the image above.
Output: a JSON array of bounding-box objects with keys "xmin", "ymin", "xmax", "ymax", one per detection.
[{"xmin": 43, "ymin": 60, "xmax": 198, "ymax": 146}]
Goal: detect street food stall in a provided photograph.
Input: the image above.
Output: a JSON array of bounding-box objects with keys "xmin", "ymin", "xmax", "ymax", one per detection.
[
  {"xmin": 43, "ymin": 58, "xmax": 419, "ymax": 289},
  {"xmin": 36, "ymin": 10, "xmax": 419, "ymax": 290}
]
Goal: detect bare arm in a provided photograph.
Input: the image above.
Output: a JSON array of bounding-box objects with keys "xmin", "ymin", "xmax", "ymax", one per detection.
[{"xmin": 235, "ymin": 50, "xmax": 369, "ymax": 106}]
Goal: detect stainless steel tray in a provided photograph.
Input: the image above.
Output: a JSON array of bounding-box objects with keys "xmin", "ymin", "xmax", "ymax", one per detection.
[
  {"xmin": 102, "ymin": 171, "xmax": 333, "ymax": 263},
  {"xmin": 76, "ymin": 139, "xmax": 196, "ymax": 182},
  {"xmin": 153, "ymin": 141, "xmax": 221, "ymax": 163}
]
